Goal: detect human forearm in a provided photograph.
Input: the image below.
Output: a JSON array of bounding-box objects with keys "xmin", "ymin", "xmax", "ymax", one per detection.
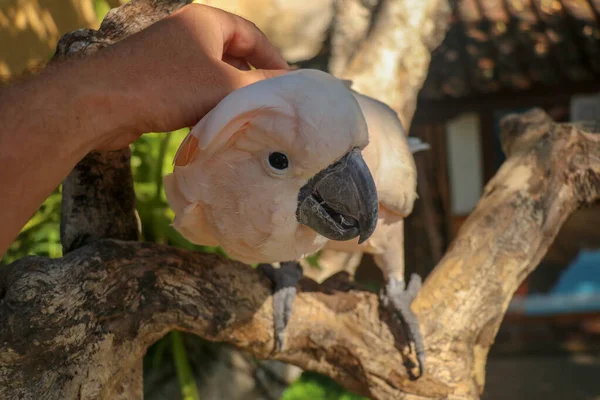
[{"xmin": 0, "ymin": 58, "xmax": 129, "ymax": 258}]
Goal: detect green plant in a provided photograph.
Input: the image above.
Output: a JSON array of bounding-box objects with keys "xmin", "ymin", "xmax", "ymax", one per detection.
[
  {"xmin": 1, "ymin": 187, "xmax": 62, "ymax": 264},
  {"xmin": 171, "ymin": 331, "xmax": 201, "ymax": 400},
  {"xmin": 94, "ymin": 0, "xmax": 112, "ymax": 21},
  {"xmin": 282, "ymin": 371, "xmax": 368, "ymax": 400}
]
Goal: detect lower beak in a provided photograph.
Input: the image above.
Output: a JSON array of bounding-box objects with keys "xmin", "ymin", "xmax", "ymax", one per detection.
[{"xmin": 296, "ymin": 147, "xmax": 378, "ymax": 243}]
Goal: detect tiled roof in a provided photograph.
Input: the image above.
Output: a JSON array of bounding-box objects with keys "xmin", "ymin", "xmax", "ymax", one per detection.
[{"xmin": 420, "ymin": 0, "xmax": 600, "ymax": 100}]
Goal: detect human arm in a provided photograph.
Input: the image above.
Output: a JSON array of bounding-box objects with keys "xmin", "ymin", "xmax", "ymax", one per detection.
[{"xmin": 0, "ymin": 4, "xmax": 290, "ymax": 258}]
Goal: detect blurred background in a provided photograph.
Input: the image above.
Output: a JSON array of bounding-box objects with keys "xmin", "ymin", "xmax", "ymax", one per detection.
[{"xmin": 2, "ymin": 0, "xmax": 600, "ymax": 398}]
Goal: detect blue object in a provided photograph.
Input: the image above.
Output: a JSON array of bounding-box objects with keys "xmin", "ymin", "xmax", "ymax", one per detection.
[
  {"xmin": 551, "ymin": 250, "xmax": 600, "ymax": 296},
  {"xmin": 508, "ymin": 250, "xmax": 600, "ymax": 316}
]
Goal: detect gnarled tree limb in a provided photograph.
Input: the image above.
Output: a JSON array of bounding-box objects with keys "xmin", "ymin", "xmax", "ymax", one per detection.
[{"xmin": 2, "ymin": 108, "xmax": 600, "ymax": 400}]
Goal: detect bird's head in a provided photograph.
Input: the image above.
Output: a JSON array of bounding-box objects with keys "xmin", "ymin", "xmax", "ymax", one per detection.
[{"xmin": 164, "ymin": 69, "xmax": 378, "ymax": 263}]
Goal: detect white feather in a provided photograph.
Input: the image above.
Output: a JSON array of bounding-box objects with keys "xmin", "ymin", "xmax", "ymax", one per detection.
[{"xmin": 407, "ymin": 137, "xmax": 430, "ymax": 154}]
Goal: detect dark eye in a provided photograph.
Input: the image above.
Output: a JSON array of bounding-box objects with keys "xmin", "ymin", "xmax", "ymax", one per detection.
[{"xmin": 268, "ymin": 152, "xmax": 289, "ymax": 170}]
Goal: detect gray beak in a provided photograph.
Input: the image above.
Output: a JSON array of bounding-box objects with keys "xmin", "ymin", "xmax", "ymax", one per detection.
[{"xmin": 296, "ymin": 147, "xmax": 378, "ymax": 244}]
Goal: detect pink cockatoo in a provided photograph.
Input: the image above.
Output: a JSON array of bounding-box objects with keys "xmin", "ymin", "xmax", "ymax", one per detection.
[{"xmin": 164, "ymin": 69, "xmax": 428, "ymax": 378}]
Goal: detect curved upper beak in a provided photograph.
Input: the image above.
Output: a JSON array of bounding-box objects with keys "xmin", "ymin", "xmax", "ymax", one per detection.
[{"xmin": 296, "ymin": 147, "xmax": 378, "ymax": 244}]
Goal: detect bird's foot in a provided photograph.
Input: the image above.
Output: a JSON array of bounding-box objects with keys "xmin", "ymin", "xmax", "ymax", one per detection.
[
  {"xmin": 380, "ymin": 273, "xmax": 425, "ymax": 380},
  {"xmin": 257, "ymin": 261, "xmax": 303, "ymax": 352}
]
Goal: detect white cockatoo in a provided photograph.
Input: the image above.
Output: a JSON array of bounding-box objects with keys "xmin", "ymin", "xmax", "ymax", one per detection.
[{"xmin": 164, "ymin": 69, "xmax": 428, "ymax": 377}]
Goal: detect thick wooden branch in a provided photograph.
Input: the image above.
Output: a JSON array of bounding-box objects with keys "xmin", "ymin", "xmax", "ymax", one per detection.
[
  {"xmin": 0, "ymin": 239, "xmax": 430, "ymax": 400},
  {"xmin": 412, "ymin": 109, "xmax": 600, "ymax": 397},
  {"xmin": 2, "ymin": 109, "xmax": 600, "ymax": 399}
]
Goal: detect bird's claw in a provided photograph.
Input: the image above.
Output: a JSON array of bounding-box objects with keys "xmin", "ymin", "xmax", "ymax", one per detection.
[
  {"xmin": 381, "ymin": 272, "xmax": 425, "ymax": 380},
  {"xmin": 258, "ymin": 261, "xmax": 303, "ymax": 352}
]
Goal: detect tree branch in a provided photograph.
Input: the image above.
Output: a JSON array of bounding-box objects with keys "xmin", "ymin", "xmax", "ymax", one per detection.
[
  {"xmin": 412, "ymin": 109, "xmax": 600, "ymax": 397},
  {"xmin": 2, "ymin": 108, "xmax": 600, "ymax": 399}
]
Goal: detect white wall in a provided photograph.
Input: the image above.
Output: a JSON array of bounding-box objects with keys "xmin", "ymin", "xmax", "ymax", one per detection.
[
  {"xmin": 445, "ymin": 112, "xmax": 483, "ymax": 215},
  {"xmin": 570, "ymin": 92, "xmax": 600, "ymax": 122}
]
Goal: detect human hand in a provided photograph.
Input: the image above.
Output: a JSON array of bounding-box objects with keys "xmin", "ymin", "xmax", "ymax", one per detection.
[
  {"xmin": 82, "ymin": 3, "xmax": 290, "ymax": 151},
  {"xmin": 0, "ymin": 3, "xmax": 292, "ymax": 257}
]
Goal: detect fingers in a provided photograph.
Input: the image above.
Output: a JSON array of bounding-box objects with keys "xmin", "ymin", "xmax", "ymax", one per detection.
[
  {"xmin": 168, "ymin": 4, "xmax": 289, "ymax": 70},
  {"xmin": 219, "ymin": 11, "xmax": 290, "ymax": 70},
  {"xmin": 222, "ymin": 54, "xmax": 251, "ymax": 71},
  {"xmin": 120, "ymin": 3, "xmax": 293, "ymax": 133}
]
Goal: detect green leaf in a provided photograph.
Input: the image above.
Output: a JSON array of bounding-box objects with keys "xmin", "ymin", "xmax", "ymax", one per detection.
[
  {"xmin": 282, "ymin": 371, "xmax": 368, "ymax": 400},
  {"xmin": 171, "ymin": 331, "xmax": 201, "ymax": 400},
  {"xmin": 93, "ymin": 0, "xmax": 111, "ymax": 22},
  {"xmin": 2, "ymin": 187, "xmax": 62, "ymax": 265},
  {"xmin": 304, "ymin": 251, "xmax": 322, "ymax": 270},
  {"xmin": 150, "ymin": 336, "xmax": 169, "ymax": 370}
]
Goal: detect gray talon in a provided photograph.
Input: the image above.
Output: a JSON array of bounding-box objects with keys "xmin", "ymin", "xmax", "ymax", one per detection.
[
  {"xmin": 382, "ymin": 273, "xmax": 425, "ymax": 379},
  {"xmin": 405, "ymin": 273, "xmax": 422, "ymax": 298},
  {"xmin": 258, "ymin": 261, "xmax": 303, "ymax": 351}
]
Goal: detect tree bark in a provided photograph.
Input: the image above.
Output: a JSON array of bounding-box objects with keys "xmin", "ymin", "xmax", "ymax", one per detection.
[
  {"xmin": 3, "ymin": 0, "xmax": 600, "ymax": 399},
  {"xmin": 3, "ymin": 107, "xmax": 600, "ymax": 399}
]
